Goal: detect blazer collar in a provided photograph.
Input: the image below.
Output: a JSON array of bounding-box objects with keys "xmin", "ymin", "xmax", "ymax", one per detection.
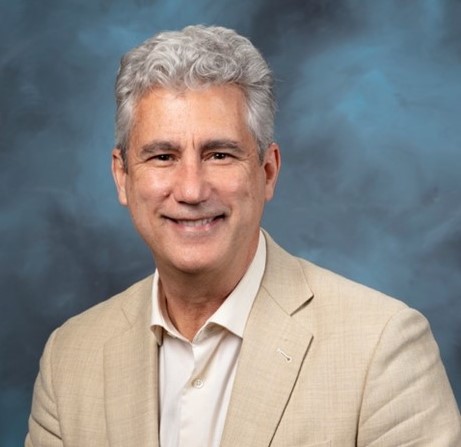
[
  {"xmin": 220, "ymin": 231, "xmax": 315, "ymax": 446},
  {"xmin": 103, "ymin": 276, "xmax": 160, "ymax": 447},
  {"xmin": 260, "ymin": 229, "xmax": 314, "ymax": 315}
]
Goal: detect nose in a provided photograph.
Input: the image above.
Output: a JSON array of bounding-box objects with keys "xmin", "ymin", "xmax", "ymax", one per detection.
[{"xmin": 172, "ymin": 158, "xmax": 210, "ymax": 204}]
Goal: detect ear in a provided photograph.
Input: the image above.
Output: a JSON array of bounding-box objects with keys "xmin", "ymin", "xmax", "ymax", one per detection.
[
  {"xmin": 111, "ymin": 148, "xmax": 128, "ymax": 206},
  {"xmin": 263, "ymin": 142, "xmax": 281, "ymax": 201}
]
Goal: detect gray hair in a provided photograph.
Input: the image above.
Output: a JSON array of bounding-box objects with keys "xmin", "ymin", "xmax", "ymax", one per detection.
[{"xmin": 115, "ymin": 25, "xmax": 275, "ymax": 164}]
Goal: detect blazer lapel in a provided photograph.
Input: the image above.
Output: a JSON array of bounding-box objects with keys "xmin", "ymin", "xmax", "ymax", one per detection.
[
  {"xmin": 220, "ymin": 233, "xmax": 314, "ymax": 447},
  {"xmin": 103, "ymin": 278, "xmax": 159, "ymax": 447}
]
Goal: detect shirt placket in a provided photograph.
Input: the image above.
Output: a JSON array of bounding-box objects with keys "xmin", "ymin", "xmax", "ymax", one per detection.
[{"xmin": 178, "ymin": 331, "xmax": 214, "ymax": 447}]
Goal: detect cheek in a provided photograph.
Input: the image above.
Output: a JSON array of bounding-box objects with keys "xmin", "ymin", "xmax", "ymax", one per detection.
[
  {"xmin": 219, "ymin": 170, "xmax": 266, "ymax": 206},
  {"xmin": 129, "ymin": 171, "xmax": 169, "ymax": 201},
  {"xmin": 215, "ymin": 170, "xmax": 252, "ymax": 199}
]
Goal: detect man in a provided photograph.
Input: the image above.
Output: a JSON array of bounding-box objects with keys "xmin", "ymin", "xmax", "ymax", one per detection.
[{"xmin": 26, "ymin": 25, "xmax": 460, "ymax": 446}]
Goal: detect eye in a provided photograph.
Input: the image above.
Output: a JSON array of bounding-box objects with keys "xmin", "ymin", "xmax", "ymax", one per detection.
[
  {"xmin": 211, "ymin": 152, "xmax": 230, "ymax": 160},
  {"xmin": 153, "ymin": 154, "xmax": 174, "ymax": 162}
]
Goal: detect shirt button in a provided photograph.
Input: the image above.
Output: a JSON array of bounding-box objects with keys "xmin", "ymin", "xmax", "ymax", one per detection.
[{"xmin": 192, "ymin": 378, "xmax": 204, "ymax": 389}]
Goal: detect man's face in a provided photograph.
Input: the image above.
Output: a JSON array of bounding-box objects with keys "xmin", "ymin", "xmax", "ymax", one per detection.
[{"xmin": 112, "ymin": 85, "xmax": 280, "ymax": 278}]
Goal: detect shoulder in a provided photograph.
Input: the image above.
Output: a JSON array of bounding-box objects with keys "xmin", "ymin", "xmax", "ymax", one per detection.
[
  {"xmin": 299, "ymin": 256, "xmax": 407, "ymax": 313},
  {"xmin": 263, "ymin": 231, "xmax": 411, "ymax": 333},
  {"xmin": 49, "ymin": 275, "xmax": 153, "ymax": 352},
  {"xmin": 265, "ymin": 231, "xmax": 406, "ymax": 308}
]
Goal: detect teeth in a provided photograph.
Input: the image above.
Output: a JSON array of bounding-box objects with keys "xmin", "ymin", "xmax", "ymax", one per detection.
[{"xmin": 176, "ymin": 217, "xmax": 215, "ymax": 227}]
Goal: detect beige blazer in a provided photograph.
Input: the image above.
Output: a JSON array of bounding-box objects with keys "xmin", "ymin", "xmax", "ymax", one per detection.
[{"xmin": 26, "ymin": 233, "xmax": 461, "ymax": 446}]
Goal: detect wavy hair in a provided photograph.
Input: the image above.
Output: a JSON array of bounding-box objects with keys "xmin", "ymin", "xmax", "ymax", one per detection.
[{"xmin": 115, "ymin": 25, "xmax": 275, "ymax": 164}]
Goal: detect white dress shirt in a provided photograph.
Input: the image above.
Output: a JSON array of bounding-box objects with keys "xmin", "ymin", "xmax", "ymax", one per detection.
[{"xmin": 151, "ymin": 232, "xmax": 266, "ymax": 447}]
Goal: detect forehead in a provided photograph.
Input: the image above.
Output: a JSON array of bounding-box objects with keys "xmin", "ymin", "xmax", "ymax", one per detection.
[{"xmin": 130, "ymin": 85, "xmax": 252, "ymax": 142}]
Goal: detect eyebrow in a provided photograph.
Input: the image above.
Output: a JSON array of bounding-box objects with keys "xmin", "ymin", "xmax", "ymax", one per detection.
[
  {"xmin": 139, "ymin": 139, "xmax": 245, "ymax": 156},
  {"xmin": 201, "ymin": 139, "xmax": 244, "ymax": 153},
  {"xmin": 139, "ymin": 141, "xmax": 179, "ymax": 157}
]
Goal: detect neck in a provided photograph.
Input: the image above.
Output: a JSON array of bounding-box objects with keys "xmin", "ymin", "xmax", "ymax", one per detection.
[
  {"xmin": 157, "ymin": 269, "xmax": 241, "ymax": 341},
  {"xmin": 157, "ymin": 253, "xmax": 256, "ymax": 341}
]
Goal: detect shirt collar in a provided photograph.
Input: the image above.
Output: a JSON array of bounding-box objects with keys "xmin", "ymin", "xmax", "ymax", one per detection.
[{"xmin": 151, "ymin": 230, "xmax": 267, "ymax": 344}]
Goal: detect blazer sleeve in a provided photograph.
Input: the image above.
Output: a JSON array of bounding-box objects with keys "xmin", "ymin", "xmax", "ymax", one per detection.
[
  {"xmin": 25, "ymin": 329, "xmax": 63, "ymax": 447},
  {"xmin": 357, "ymin": 307, "xmax": 461, "ymax": 446}
]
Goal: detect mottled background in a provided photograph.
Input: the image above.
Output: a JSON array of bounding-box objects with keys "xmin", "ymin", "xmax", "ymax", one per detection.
[{"xmin": 1, "ymin": 0, "xmax": 460, "ymax": 443}]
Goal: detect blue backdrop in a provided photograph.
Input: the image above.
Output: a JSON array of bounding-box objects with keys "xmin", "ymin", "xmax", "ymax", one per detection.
[{"xmin": 1, "ymin": 0, "xmax": 460, "ymax": 444}]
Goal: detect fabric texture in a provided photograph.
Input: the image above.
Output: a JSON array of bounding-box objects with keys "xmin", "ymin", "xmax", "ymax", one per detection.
[{"xmin": 26, "ymin": 232, "xmax": 461, "ymax": 446}]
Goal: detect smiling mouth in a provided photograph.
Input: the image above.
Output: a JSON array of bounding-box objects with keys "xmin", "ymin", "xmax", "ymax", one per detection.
[{"xmin": 167, "ymin": 215, "xmax": 225, "ymax": 227}]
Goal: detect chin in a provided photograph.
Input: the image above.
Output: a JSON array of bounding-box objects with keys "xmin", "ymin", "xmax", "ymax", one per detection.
[
  {"xmin": 173, "ymin": 261, "xmax": 215, "ymax": 276},
  {"xmin": 167, "ymin": 252, "xmax": 219, "ymax": 275}
]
